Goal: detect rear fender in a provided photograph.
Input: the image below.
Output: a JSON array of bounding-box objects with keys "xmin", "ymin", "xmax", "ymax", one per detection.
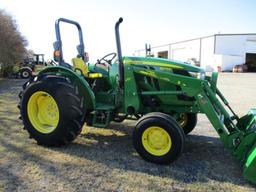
[{"xmin": 38, "ymin": 66, "xmax": 95, "ymax": 110}]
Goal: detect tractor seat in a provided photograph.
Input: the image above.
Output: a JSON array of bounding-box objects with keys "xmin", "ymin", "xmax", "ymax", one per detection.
[{"xmin": 72, "ymin": 57, "xmax": 102, "ymax": 78}]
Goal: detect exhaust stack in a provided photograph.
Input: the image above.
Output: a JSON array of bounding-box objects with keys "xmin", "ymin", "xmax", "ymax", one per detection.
[{"xmin": 115, "ymin": 17, "xmax": 124, "ymax": 88}]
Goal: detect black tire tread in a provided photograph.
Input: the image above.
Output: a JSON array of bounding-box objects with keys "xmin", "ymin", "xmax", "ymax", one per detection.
[
  {"xmin": 19, "ymin": 74, "xmax": 86, "ymax": 146},
  {"xmin": 137, "ymin": 112, "xmax": 186, "ymax": 141},
  {"xmin": 133, "ymin": 112, "xmax": 185, "ymax": 164},
  {"xmin": 20, "ymin": 68, "xmax": 32, "ymax": 79},
  {"xmin": 181, "ymin": 113, "xmax": 197, "ymax": 135}
]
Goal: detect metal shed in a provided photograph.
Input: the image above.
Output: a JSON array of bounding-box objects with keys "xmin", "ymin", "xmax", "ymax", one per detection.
[{"xmin": 134, "ymin": 34, "xmax": 256, "ymax": 72}]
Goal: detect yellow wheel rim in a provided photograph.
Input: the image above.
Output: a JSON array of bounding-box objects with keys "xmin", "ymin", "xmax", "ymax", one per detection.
[
  {"xmin": 142, "ymin": 126, "xmax": 172, "ymax": 156},
  {"xmin": 27, "ymin": 91, "xmax": 59, "ymax": 134},
  {"xmin": 178, "ymin": 113, "xmax": 188, "ymax": 128}
]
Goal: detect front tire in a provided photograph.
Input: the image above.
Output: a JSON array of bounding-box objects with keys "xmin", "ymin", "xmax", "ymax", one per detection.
[
  {"xmin": 20, "ymin": 75, "xmax": 86, "ymax": 146},
  {"xmin": 133, "ymin": 112, "xmax": 185, "ymax": 164}
]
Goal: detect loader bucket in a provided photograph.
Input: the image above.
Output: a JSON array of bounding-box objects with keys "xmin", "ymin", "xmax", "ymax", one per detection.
[
  {"xmin": 243, "ymin": 143, "xmax": 256, "ymax": 184},
  {"xmin": 236, "ymin": 109, "xmax": 256, "ymax": 184}
]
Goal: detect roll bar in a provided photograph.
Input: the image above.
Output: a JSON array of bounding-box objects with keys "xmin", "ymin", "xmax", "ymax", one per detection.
[{"xmin": 53, "ymin": 18, "xmax": 85, "ymax": 66}]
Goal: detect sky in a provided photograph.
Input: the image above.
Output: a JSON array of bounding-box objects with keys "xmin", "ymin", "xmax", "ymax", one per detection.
[{"xmin": 0, "ymin": 0, "xmax": 256, "ymax": 62}]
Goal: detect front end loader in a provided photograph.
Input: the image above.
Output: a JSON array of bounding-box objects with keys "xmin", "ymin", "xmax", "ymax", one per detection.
[{"xmin": 18, "ymin": 18, "xmax": 256, "ymax": 184}]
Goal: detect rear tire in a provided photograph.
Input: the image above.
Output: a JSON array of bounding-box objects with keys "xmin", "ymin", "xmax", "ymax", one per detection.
[
  {"xmin": 133, "ymin": 112, "xmax": 185, "ymax": 164},
  {"xmin": 20, "ymin": 75, "xmax": 86, "ymax": 146}
]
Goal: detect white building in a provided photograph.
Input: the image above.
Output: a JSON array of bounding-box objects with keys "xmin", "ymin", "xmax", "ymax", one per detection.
[{"xmin": 134, "ymin": 34, "xmax": 256, "ymax": 72}]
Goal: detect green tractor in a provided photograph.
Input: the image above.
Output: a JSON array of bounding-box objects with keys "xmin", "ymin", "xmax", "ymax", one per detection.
[
  {"xmin": 18, "ymin": 54, "xmax": 46, "ymax": 78},
  {"xmin": 19, "ymin": 18, "xmax": 256, "ymax": 184}
]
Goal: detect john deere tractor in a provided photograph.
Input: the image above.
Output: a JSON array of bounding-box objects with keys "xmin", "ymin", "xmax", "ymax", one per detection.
[{"xmin": 19, "ymin": 18, "xmax": 256, "ymax": 184}]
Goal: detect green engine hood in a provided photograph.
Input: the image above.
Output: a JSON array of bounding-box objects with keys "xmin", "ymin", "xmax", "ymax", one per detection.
[{"xmin": 123, "ymin": 56, "xmax": 204, "ymax": 73}]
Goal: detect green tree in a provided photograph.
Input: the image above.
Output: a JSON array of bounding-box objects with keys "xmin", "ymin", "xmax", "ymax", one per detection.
[{"xmin": 0, "ymin": 9, "xmax": 27, "ymax": 77}]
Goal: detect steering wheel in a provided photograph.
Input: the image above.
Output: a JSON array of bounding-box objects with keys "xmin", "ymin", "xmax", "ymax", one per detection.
[{"xmin": 96, "ymin": 53, "xmax": 117, "ymax": 68}]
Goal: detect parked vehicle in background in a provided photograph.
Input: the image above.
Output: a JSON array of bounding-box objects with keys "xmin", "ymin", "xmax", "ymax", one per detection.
[{"xmin": 18, "ymin": 54, "xmax": 46, "ymax": 78}]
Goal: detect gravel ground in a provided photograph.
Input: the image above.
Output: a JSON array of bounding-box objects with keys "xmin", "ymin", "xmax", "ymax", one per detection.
[{"xmin": 0, "ymin": 73, "xmax": 256, "ymax": 192}]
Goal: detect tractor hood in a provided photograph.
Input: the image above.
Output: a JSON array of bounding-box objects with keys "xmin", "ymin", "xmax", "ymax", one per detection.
[{"xmin": 123, "ymin": 56, "xmax": 204, "ymax": 73}]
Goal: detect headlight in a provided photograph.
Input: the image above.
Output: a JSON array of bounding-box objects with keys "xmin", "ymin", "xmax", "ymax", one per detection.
[{"xmin": 189, "ymin": 72, "xmax": 205, "ymax": 80}]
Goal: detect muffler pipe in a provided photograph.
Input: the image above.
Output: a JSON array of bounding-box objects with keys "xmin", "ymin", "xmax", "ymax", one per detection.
[{"xmin": 115, "ymin": 17, "xmax": 124, "ymax": 88}]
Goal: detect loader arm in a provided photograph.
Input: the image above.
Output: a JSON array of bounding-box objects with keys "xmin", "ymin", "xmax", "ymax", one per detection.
[{"xmin": 197, "ymin": 79, "xmax": 256, "ymax": 183}]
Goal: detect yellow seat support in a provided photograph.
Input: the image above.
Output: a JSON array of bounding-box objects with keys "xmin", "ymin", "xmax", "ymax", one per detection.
[{"xmin": 72, "ymin": 58, "xmax": 102, "ymax": 78}]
